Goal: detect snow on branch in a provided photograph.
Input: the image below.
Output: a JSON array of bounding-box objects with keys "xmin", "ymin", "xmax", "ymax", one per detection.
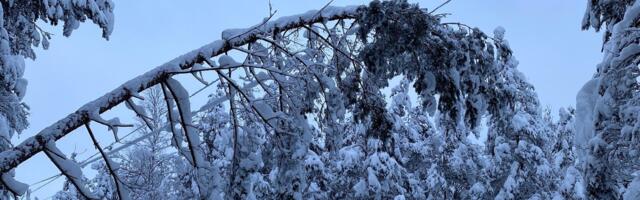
[
  {"xmin": 88, "ymin": 111, "xmax": 133, "ymax": 142},
  {"xmin": 43, "ymin": 142, "xmax": 98, "ymax": 199},
  {"xmin": 164, "ymin": 78, "xmax": 205, "ymax": 168}
]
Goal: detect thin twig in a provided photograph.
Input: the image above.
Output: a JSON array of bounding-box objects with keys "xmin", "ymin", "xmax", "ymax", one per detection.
[{"xmin": 429, "ymin": 0, "xmax": 452, "ymax": 14}]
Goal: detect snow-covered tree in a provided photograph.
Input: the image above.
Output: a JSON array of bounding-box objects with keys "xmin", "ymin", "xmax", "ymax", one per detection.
[
  {"xmin": 580, "ymin": 0, "xmax": 640, "ymax": 199},
  {"xmin": 550, "ymin": 108, "xmax": 587, "ymax": 200},
  {"xmin": 552, "ymin": 108, "xmax": 577, "ymax": 178},
  {"xmin": 196, "ymin": 86, "xmax": 233, "ymax": 199},
  {"xmin": 484, "ymin": 27, "xmax": 555, "ymax": 200},
  {"xmin": 227, "ymin": 89, "xmax": 272, "ymax": 200},
  {"xmin": 0, "ymin": 1, "xmax": 114, "ymax": 198}
]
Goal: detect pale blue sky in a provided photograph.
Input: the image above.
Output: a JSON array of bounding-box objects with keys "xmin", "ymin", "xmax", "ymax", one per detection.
[{"xmin": 14, "ymin": 0, "xmax": 601, "ymax": 198}]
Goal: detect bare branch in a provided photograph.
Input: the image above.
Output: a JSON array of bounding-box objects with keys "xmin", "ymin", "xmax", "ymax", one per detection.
[{"xmin": 429, "ymin": 0, "xmax": 452, "ymax": 14}]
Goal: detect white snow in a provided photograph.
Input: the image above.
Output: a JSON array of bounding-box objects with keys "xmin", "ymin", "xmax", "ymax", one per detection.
[
  {"xmin": 166, "ymin": 78, "xmax": 205, "ymax": 170},
  {"xmin": 367, "ymin": 167, "xmax": 381, "ymax": 190},
  {"xmin": 574, "ymin": 78, "xmax": 599, "ymax": 166},
  {"xmin": 511, "ymin": 111, "xmax": 529, "ymax": 132},
  {"xmin": 394, "ymin": 195, "xmax": 406, "ymax": 200},
  {"xmin": 0, "ymin": 115, "xmax": 11, "ymax": 143},
  {"xmin": 337, "ymin": 145, "xmax": 363, "ymax": 170},
  {"xmin": 353, "ymin": 179, "xmax": 368, "ymax": 197},
  {"xmin": 14, "ymin": 78, "xmax": 27, "ymax": 100},
  {"xmin": 494, "ymin": 26, "xmax": 506, "ymax": 40},
  {"xmin": 218, "ymin": 55, "xmax": 240, "ymax": 67},
  {"xmin": 1, "ymin": 172, "xmax": 28, "ymax": 195},
  {"xmin": 252, "ymin": 101, "xmax": 279, "ymax": 127},
  {"xmin": 624, "ymin": 176, "xmax": 640, "ymax": 200},
  {"xmin": 106, "ymin": 117, "xmax": 125, "ymax": 142}
]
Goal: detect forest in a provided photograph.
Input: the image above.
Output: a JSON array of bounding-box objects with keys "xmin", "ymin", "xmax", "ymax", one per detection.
[{"xmin": 0, "ymin": 0, "xmax": 637, "ymax": 199}]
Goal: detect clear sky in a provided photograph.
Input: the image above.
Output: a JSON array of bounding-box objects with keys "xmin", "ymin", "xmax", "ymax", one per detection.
[{"xmin": 14, "ymin": 0, "xmax": 602, "ymax": 198}]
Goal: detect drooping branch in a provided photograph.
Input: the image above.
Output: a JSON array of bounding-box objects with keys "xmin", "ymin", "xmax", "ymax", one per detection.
[
  {"xmin": 0, "ymin": 5, "xmax": 360, "ymax": 174},
  {"xmin": 20, "ymin": 75, "xmax": 223, "ymax": 194},
  {"xmin": 161, "ymin": 82, "xmax": 191, "ymax": 165},
  {"xmin": 0, "ymin": 173, "xmax": 28, "ymax": 197},
  {"xmin": 43, "ymin": 142, "xmax": 98, "ymax": 199},
  {"xmin": 226, "ymin": 69, "xmax": 241, "ymax": 198},
  {"xmin": 164, "ymin": 78, "xmax": 204, "ymax": 169}
]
